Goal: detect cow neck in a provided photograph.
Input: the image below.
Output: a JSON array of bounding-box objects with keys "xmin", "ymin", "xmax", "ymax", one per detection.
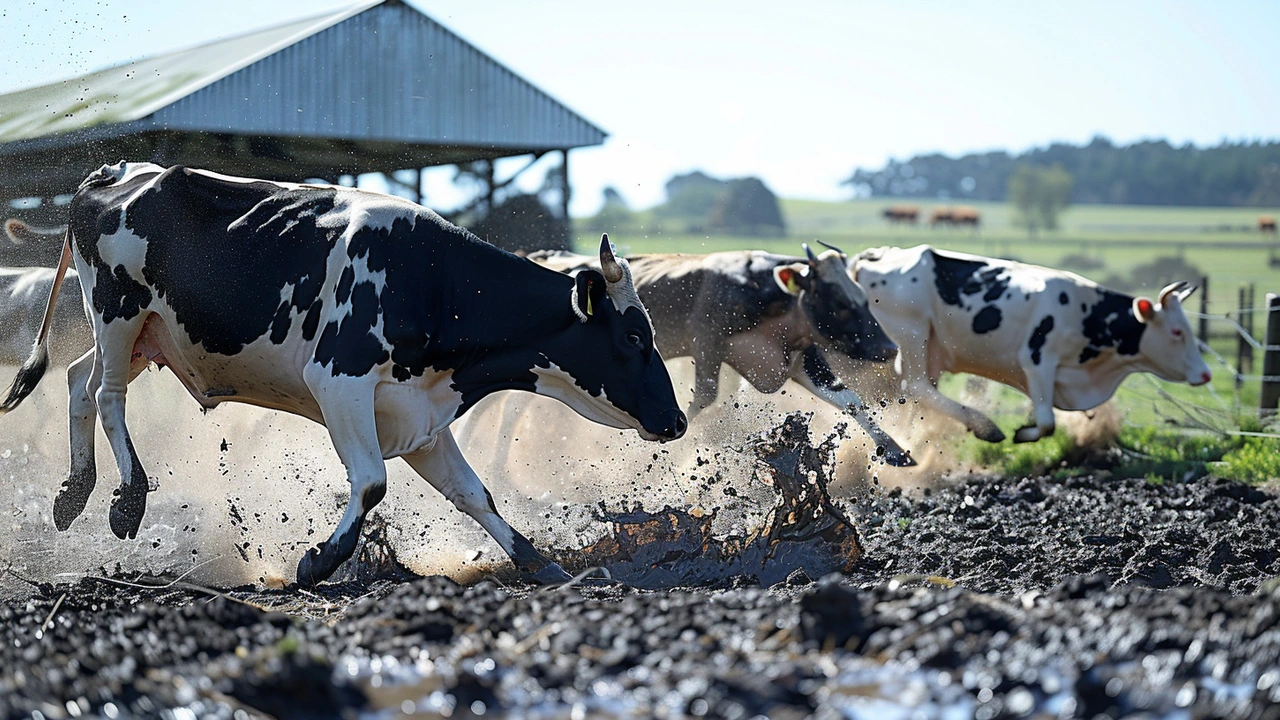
[
  {"xmin": 421, "ymin": 234, "xmax": 578, "ymax": 409},
  {"xmin": 429, "ymin": 237, "xmax": 576, "ymax": 358}
]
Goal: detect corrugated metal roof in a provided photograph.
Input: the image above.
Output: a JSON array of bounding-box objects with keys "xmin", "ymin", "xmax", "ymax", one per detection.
[
  {"xmin": 0, "ymin": 2, "xmax": 378, "ymax": 143},
  {"xmin": 153, "ymin": 1, "xmax": 604, "ymax": 149},
  {"xmin": 0, "ymin": 0, "xmax": 605, "ymax": 195}
]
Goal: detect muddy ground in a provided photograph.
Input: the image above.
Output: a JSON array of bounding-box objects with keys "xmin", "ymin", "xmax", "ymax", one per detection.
[{"xmin": 2, "ymin": 416, "xmax": 1280, "ymax": 719}]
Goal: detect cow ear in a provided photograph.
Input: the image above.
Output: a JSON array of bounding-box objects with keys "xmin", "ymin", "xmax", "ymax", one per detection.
[
  {"xmin": 1133, "ymin": 296, "xmax": 1156, "ymax": 323},
  {"xmin": 773, "ymin": 263, "xmax": 809, "ymax": 296},
  {"xmin": 573, "ymin": 269, "xmax": 608, "ymax": 322}
]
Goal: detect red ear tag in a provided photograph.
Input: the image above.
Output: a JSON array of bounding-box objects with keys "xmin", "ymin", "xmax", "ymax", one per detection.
[{"xmin": 1137, "ymin": 298, "xmax": 1154, "ymax": 318}]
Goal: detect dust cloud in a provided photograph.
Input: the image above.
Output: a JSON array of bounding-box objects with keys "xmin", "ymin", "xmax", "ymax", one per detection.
[
  {"xmin": 0, "ymin": 356, "xmax": 986, "ymax": 595},
  {"xmin": 0, "ymin": 364, "xmax": 496, "ymax": 596}
]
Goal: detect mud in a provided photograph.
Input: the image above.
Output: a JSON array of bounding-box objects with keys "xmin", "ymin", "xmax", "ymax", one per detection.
[
  {"xmin": 2, "ymin": 414, "xmax": 1280, "ymax": 718},
  {"xmin": 554, "ymin": 414, "xmax": 863, "ymax": 588}
]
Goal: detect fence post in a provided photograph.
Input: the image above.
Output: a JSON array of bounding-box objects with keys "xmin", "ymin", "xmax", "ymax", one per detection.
[
  {"xmin": 1199, "ymin": 275, "xmax": 1210, "ymax": 343},
  {"xmin": 1237, "ymin": 286, "xmax": 1248, "ymax": 391},
  {"xmin": 1246, "ymin": 284, "xmax": 1256, "ymax": 374},
  {"xmin": 1262, "ymin": 293, "xmax": 1280, "ymax": 419}
]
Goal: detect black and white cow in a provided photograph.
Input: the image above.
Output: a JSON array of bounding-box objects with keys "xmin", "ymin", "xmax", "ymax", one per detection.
[
  {"xmin": 851, "ymin": 245, "xmax": 1212, "ymax": 443},
  {"xmin": 0, "ymin": 162, "xmax": 686, "ymax": 586},
  {"xmin": 1, "ymin": 265, "xmax": 92, "ymax": 367},
  {"xmin": 532, "ymin": 245, "xmax": 915, "ymax": 466}
]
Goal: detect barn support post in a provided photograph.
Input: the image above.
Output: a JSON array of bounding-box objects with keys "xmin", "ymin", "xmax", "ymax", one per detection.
[
  {"xmin": 1261, "ymin": 293, "xmax": 1280, "ymax": 418},
  {"xmin": 1198, "ymin": 275, "xmax": 1210, "ymax": 343},
  {"xmin": 560, "ymin": 149, "xmax": 571, "ymax": 228}
]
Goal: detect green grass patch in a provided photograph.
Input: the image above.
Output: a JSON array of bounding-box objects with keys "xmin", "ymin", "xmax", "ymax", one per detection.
[
  {"xmin": 1217, "ymin": 436, "xmax": 1280, "ymax": 484},
  {"xmin": 964, "ymin": 417, "xmax": 1076, "ymax": 478}
]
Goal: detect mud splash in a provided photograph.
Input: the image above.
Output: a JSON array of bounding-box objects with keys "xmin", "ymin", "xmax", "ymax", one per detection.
[{"xmin": 556, "ymin": 413, "xmax": 862, "ymax": 588}]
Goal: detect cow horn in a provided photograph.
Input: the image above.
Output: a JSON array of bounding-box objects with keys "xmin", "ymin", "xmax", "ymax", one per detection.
[
  {"xmin": 816, "ymin": 239, "xmax": 846, "ymax": 256},
  {"xmin": 599, "ymin": 234, "xmax": 623, "ymax": 283},
  {"xmin": 803, "ymin": 243, "xmax": 819, "ymax": 264},
  {"xmin": 1158, "ymin": 281, "xmax": 1189, "ymax": 306}
]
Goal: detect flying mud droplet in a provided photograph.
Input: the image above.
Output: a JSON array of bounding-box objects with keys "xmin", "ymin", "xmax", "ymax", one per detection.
[{"xmin": 554, "ymin": 413, "xmax": 862, "ymax": 588}]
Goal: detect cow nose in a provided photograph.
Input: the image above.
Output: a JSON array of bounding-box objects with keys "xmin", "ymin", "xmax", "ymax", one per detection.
[
  {"xmin": 668, "ymin": 411, "xmax": 688, "ymax": 440},
  {"xmin": 1195, "ymin": 370, "xmax": 1212, "ymax": 386}
]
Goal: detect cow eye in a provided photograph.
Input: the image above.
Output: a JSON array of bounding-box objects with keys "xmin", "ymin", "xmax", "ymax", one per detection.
[
  {"xmin": 1172, "ymin": 327, "xmax": 1184, "ymax": 339},
  {"xmin": 626, "ymin": 332, "xmax": 645, "ymax": 348}
]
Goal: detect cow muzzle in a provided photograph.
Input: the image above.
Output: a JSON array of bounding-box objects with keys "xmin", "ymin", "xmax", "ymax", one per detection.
[
  {"xmin": 644, "ymin": 409, "xmax": 687, "ymax": 441},
  {"xmin": 1191, "ymin": 369, "xmax": 1212, "ymax": 386},
  {"xmin": 657, "ymin": 410, "xmax": 688, "ymax": 441}
]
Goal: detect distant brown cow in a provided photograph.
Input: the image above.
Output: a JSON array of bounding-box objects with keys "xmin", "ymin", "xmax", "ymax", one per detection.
[
  {"xmin": 952, "ymin": 206, "xmax": 981, "ymax": 227},
  {"xmin": 1261, "ymin": 215, "xmax": 1277, "ymax": 234},
  {"xmin": 882, "ymin": 205, "xmax": 920, "ymax": 224},
  {"xmin": 929, "ymin": 206, "xmax": 980, "ymax": 229}
]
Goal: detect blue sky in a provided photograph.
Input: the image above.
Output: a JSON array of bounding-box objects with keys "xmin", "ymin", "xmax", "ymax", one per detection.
[{"xmin": 1, "ymin": 0, "xmax": 1277, "ymax": 215}]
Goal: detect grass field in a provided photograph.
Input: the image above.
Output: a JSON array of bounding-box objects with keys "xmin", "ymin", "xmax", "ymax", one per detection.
[{"xmin": 572, "ymin": 198, "xmax": 1280, "ymax": 446}]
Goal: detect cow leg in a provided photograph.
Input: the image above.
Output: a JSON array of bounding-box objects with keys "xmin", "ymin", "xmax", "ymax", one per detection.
[
  {"xmin": 1014, "ymin": 359, "xmax": 1058, "ymax": 443},
  {"xmin": 688, "ymin": 341, "xmax": 726, "ymax": 420},
  {"xmin": 296, "ymin": 379, "xmax": 387, "ymax": 587},
  {"xmin": 53, "ymin": 349, "xmax": 99, "ymax": 530},
  {"xmin": 402, "ymin": 429, "xmax": 571, "ymax": 584},
  {"xmin": 792, "ymin": 346, "xmax": 916, "ymax": 467},
  {"xmin": 898, "ymin": 328, "xmax": 1006, "ymax": 443},
  {"xmin": 94, "ymin": 319, "xmax": 156, "ymax": 540}
]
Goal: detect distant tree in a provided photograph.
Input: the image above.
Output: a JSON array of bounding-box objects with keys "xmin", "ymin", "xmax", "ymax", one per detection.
[
  {"xmin": 659, "ymin": 171, "xmax": 725, "ymax": 229},
  {"xmin": 653, "ymin": 171, "xmax": 787, "ymax": 236},
  {"xmin": 1101, "ymin": 256, "xmax": 1206, "ymax": 294},
  {"xmin": 843, "ymin": 136, "xmax": 1280, "ymax": 207},
  {"xmin": 1008, "ymin": 164, "xmax": 1073, "ymax": 235},
  {"xmin": 587, "ymin": 186, "xmax": 637, "ymax": 234},
  {"xmin": 468, "ymin": 193, "xmax": 570, "ymax": 254},
  {"xmin": 707, "ymin": 177, "xmax": 786, "ymax": 236}
]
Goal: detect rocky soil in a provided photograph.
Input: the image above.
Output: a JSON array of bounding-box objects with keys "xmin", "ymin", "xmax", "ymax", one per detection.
[{"xmin": 2, "ymin": 416, "xmax": 1279, "ymax": 719}]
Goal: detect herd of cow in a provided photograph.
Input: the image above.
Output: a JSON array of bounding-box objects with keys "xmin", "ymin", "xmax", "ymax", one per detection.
[
  {"xmin": 0, "ymin": 162, "xmax": 1212, "ymax": 586},
  {"xmin": 882, "ymin": 204, "xmax": 982, "ymax": 228}
]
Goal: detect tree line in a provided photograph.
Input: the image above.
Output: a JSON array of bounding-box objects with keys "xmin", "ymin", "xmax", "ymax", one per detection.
[
  {"xmin": 588, "ymin": 170, "xmax": 787, "ymax": 237},
  {"xmin": 844, "ymin": 136, "xmax": 1280, "ymax": 207}
]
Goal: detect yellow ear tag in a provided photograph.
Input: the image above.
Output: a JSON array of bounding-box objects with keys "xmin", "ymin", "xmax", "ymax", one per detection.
[{"xmin": 587, "ymin": 294, "xmax": 593, "ymax": 316}]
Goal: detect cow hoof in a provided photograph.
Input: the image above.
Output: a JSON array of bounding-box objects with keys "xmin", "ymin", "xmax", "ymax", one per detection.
[
  {"xmin": 53, "ymin": 470, "xmax": 96, "ymax": 531},
  {"xmin": 530, "ymin": 562, "xmax": 573, "ymax": 585},
  {"xmin": 1013, "ymin": 426, "xmax": 1041, "ymax": 444},
  {"xmin": 885, "ymin": 449, "xmax": 917, "ymax": 468},
  {"xmin": 53, "ymin": 487, "xmax": 92, "ymax": 531},
  {"xmin": 108, "ymin": 484, "xmax": 147, "ymax": 540},
  {"xmin": 296, "ymin": 548, "xmax": 326, "ymax": 588},
  {"xmin": 973, "ymin": 424, "xmax": 1006, "ymax": 443}
]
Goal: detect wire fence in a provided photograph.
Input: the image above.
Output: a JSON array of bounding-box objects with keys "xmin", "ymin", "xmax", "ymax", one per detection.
[{"xmin": 1174, "ymin": 295, "xmax": 1280, "ymax": 438}]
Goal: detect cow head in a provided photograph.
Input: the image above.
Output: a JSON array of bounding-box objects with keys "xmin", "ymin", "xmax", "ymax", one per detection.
[
  {"xmin": 536, "ymin": 235, "xmax": 686, "ymax": 441},
  {"xmin": 1133, "ymin": 281, "xmax": 1212, "ymax": 386},
  {"xmin": 775, "ymin": 244, "xmax": 897, "ymax": 363}
]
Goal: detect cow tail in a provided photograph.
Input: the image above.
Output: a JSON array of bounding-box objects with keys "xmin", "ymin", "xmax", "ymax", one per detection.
[{"xmin": 0, "ymin": 230, "xmax": 74, "ymax": 415}]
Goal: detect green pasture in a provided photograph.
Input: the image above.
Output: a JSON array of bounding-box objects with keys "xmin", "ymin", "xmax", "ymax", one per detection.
[{"xmin": 572, "ymin": 198, "xmax": 1280, "ymax": 478}]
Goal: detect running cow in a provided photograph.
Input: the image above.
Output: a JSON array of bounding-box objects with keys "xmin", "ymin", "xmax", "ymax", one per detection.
[
  {"xmin": 0, "ymin": 162, "xmax": 686, "ymax": 586},
  {"xmin": 533, "ymin": 244, "xmax": 915, "ymax": 466},
  {"xmin": 851, "ymin": 245, "xmax": 1211, "ymax": 443}
]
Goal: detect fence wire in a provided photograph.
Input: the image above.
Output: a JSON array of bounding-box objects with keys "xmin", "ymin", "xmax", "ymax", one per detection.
[{"xmin": 1135, "ymin": 302, "xmax": 1280, "ymax": 437}]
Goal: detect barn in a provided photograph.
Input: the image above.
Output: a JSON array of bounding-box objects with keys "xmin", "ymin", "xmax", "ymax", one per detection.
[{"xmin": 0, "ymin": 0, "xmax": 605, "ymax": 234}]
